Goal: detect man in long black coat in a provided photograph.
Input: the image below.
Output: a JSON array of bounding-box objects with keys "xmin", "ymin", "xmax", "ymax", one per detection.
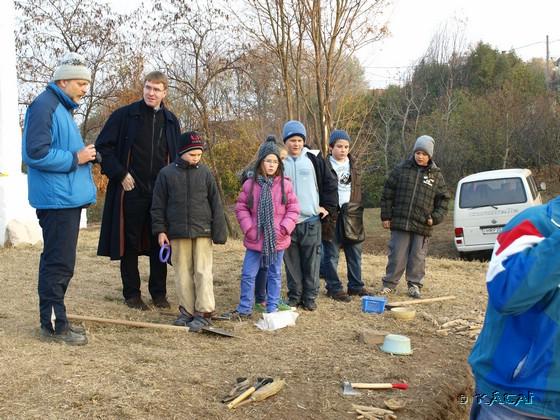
[{"xmin": 96, "ymin": 71, "xmax": 180, "ymax": 310}]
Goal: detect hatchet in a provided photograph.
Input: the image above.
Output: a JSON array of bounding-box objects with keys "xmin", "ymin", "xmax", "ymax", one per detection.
[{"xmin": 342, "ymin": 381, "xmax": 408, "ymax": 395}]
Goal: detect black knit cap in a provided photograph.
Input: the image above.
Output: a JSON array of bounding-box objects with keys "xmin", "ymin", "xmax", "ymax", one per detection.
[{"xmin": 178, "ymin": 131, "xmax": 204, "ymax": 156}]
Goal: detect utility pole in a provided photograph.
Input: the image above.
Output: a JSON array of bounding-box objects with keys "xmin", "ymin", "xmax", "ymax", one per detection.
[{"xmin": 546, "ymin": 35, "xmax": 550, "ymax": 89}]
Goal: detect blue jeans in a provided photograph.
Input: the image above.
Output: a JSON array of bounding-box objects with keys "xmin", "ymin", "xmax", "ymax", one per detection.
[
  {"xmin": 283, "ymin": 218, "xmax": 321, "ymax": 305},
  {"xmin": 319, "ymin": 243, "xmax": 326, "ymax": 278},
  {"xmin": 254, "ymin": 267, "xmax": 268, "ymax": 304},
  {"xmin": 237, "ymin": 250, "xmax": 284, "ymax": 314},
  {"xmin": 322, "ymin": 224, "xmax": 363, "ymax": 294},
  {"xmin": 37, "ymin": 208, "xmax": 82, "ymax": 332}
]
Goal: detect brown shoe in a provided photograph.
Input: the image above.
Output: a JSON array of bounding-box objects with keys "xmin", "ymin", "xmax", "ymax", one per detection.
[
  {"xmin": 125, "ymin": 296, "xmax": 149, "ymax": 311},
  {"xmin": 348, "ymin": 287, "xmax": 372, "ymax": 297},
  {"xmin": 327, "ymin": 290, "xmax": 352, "ymax": 302},
  {"xmin": 152, "ymin": 296, "xmax": 171, "ymax": 309}
]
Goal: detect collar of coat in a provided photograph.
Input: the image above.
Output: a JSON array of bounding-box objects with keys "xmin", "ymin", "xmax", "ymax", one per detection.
[
  {"xmin": 174, "ymin": 156, "xmax": 200, "ymax": 169},
  {"xmin": 405, "ymin": 155, "xmax": 439, "ymax": 171},
  {"xmin": 127, "ymin": 99, "xmax": 176, "ymax": 123}
]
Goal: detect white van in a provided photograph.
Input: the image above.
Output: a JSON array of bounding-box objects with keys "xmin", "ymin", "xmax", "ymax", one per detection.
[{"xmin": 453, "ymin": 168, "xmax": 544, "ymax": 256}]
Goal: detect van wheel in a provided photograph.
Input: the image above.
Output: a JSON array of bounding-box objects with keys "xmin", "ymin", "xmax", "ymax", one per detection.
[
  {"xmin": 458, "ymin": 251, "xmax": 491, "ymax": 262},
  {"xmin": 458, "ymin": 251, "xmax": 476, "ymax": 261}
]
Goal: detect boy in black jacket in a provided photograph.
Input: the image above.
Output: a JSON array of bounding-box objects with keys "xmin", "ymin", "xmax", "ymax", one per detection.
[
  {"xmin": 151, "ymin": 132, "xmax": 227, "ymax": 331},
  {"xmin": 322, "ymin": 130, "xmax": 370, "ymax": 302}
]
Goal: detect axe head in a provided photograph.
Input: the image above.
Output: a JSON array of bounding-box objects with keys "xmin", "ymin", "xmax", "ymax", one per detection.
[{"xmin": 341, "ymin": 381, "xmax": 360, "ymax": 396}]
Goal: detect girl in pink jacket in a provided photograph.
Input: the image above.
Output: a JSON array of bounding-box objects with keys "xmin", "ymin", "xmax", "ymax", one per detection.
[{"xmin": 234, "ymin": 137, "xmax": 299, "ymax": 315}]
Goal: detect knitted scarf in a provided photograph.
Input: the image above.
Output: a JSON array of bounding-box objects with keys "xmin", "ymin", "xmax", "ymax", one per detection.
[{"xmin": 257, "ymin": 175, "xmax": 277, "ymax": 267}]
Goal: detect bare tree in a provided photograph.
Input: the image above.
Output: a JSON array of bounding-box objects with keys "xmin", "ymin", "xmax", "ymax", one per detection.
[
  {"xmin": 422, "ymin": 20, "xmax": 468, "ymax": 139},
  {"xmin": 15, "ymin": 0, "xmax": 143, "ymax": 141},
  {"xmin": 152, "ymin": 0, "xmax": 244, "ymax": 234},
  {"xmin": 236, "ymin": 0, "xmax": 300, "ymax": 119},
  {"xmin": 300, "ymin": 0, "xmax": 388, "ymax": 154},
  {"xmin": 239, "ymin": 0, "xmax": 388, "ymax": 154}
]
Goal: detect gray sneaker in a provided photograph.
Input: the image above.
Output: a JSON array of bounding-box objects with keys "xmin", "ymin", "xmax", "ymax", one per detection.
[
  {"xmin": 186, "ymin": 316, "xmax": 211, "ymax": 332},
  {"xmin": 40, "ymin": 328, "xmax": 88, "ymax": 346},
  {"xmin": 221, "ymin": 310, "xmax": 252, "ymax": 322},
  {"xmin": 173, "ymin": 306, "xmax": 194, "ymax": 326},
  {"xmin": 173, "ymin": 312, "xmax": 194, "ymax": 326},
  {"xmin": 408, "ymin": 285, "xmax": 422, "ymax": 299}
]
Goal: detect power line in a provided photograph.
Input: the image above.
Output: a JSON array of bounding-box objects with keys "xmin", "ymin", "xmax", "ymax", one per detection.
[
  {"xmin": 513, "ymin": 38, "xmax": 560, "ymax": 51},
  {"xmin": 363, "ymin": 38, "xmax": 560, "ymax": 70}
]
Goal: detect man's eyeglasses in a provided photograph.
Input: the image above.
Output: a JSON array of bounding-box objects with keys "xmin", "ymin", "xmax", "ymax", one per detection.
[{"xmin": 144, "ymin": 86, "xmax": 165, "ymax": 94}]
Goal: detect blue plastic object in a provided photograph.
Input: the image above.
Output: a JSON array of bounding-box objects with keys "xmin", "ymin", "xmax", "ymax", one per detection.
[
  {"xmin": 159, "ymin": 243, "xmax": 172, "ymax": 263},
  {"xmin": 361, "ymin": 296, "xmax": 387, "ymax": 313}
]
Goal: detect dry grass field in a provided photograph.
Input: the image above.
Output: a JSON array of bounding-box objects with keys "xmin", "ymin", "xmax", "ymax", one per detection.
[{"xmin": 0, "ymin": 210, "xmax": 489, "ymax": 419}]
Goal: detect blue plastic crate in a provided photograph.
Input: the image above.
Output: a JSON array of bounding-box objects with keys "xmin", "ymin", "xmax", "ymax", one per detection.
[{"xmin": 361, "ymin": 296, "xmax": 387, "ymax": 313}]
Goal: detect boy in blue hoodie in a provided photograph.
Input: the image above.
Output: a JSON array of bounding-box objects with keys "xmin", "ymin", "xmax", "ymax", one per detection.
[
  {"xmin": 468, "ymin": 197, "xmax": 560, "ymax": 419},
  {"xmin": 281, "ymin": 120, "xmax": 338, "ymax": 311}
]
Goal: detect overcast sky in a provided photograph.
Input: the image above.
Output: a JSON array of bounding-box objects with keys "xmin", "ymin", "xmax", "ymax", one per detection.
[
  {"xmin": 363, "ymin": 0, "xmax": 560, "ymax": 87},
  {"xmin": 109, "ymin": 0, "xmax": 560, "ymax": 89}
]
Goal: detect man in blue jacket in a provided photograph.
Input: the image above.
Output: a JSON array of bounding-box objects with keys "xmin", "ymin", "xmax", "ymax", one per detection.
[
  {"xmin": 468, "ymin": 197, "xmax": 560, "ymax": 419},
  {"xmin": 22, "ymin": 52, "xmax": 97, "ymax": 345}
]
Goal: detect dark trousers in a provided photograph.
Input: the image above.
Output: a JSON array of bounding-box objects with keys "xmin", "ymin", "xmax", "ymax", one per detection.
[
  {"xmin": 283, "ymin": 218, "xmax": 321, "ymax": 305},
  {"xmin": 382, "ymin": 230, "xmax": 428, "ymax": 289},
  {"xmin": 322, "ymin": 219, "xmax": 364, "ymax": 294},
  {"xmin": 37, "ymin": 208, "xmax": 82, "ymax": 332},
  {"xmin": 121, "ymin": 189, "xmax": 167, "ymax": 300}
]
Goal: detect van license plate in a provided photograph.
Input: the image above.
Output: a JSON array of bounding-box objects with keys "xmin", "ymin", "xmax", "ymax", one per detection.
[{"xmin": 481, "ymin": 227, "xmax": 502, "ymax": 234}]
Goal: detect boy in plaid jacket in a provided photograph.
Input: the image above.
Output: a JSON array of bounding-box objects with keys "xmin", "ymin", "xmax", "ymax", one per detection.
[{"xmin": 379, "ymin": 135, "xmax": 449, "ymax": 298}]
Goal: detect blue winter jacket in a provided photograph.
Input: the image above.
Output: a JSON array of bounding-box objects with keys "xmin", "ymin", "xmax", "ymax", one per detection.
[
  {"xmin": 468, "ymin": 197, "xmax": 560, "ymax": 419},
  {"xmin": 22, "ymin": 83, "xmax": 96, "ymax": 209}
]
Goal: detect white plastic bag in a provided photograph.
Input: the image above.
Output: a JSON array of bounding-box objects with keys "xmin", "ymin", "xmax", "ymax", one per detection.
[{"xmin": 255, "ymin": 311, "xmax": 299, "ymax": 331}]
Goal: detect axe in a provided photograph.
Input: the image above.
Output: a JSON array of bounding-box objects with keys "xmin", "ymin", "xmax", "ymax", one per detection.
[{"xmin": 342, "ymin": 381, "xmax": 408, "ymax": 396}]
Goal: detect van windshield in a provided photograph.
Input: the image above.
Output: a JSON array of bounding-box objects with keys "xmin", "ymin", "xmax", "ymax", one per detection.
[{"xmin": 459, "ymin": 177, "xmax": 527, "ymax": 208}]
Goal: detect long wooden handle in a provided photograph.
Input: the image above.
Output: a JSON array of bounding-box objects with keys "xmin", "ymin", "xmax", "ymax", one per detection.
[
  {"xmin": 387, "ymin": 295, "xmax": 456, "ymax": 307},
  {"xmin": 67, "ymin": 314, "xmax": 189, "ymax": 332},
  {"xmin": 351, "ymin": 383, "xmax": 393, "ymax": 389},
  {"xmin": 227, "ymin": 386, "xmax": 256, "ymax": 409}
]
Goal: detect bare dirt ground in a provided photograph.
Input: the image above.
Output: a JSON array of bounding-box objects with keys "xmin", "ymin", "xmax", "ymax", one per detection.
[
  {"xmin": 0, "ymin": 214, "xmax": 488, "ymax": 420},
  {"xmin": 4, "ymin": 169, "xmax": 554, "ymax": 419}
]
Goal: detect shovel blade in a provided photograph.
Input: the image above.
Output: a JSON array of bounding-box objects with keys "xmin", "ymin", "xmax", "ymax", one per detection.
[{"xmin": 200, "ymin": 325, "xmax": 239, "ymax": 338}]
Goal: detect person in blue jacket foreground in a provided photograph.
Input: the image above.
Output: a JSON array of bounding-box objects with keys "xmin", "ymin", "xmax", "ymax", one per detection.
[
  {"xmin": 468, "ymin": 197, "xmax": 560, "ymax": 419},
  {"xmin": 22, "ymin": 52, "xmax": 97, "ymax": 346}
]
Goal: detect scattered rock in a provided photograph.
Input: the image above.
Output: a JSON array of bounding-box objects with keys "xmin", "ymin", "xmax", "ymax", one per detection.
[{"xmin": 357, "ymin": 329, "xmax": 389, "ymax": 347}]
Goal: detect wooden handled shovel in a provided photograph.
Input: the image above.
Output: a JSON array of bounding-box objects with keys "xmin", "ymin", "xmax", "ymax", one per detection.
[{"xmin": 67, "ymin": 314, "xmax": 239, "ymax": 338}]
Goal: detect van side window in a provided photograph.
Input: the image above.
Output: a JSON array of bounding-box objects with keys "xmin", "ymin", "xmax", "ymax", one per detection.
[{"xmin": 527, "ymin": 175, "xmax": 538, "ymax": 200}]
